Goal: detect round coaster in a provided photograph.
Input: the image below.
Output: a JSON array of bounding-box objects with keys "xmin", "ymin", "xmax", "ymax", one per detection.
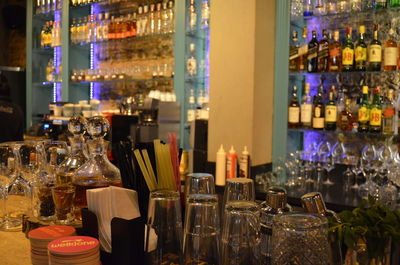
[
  {"xmin": 29, "ymin": 225, "xmax": 76, "ymax": 241},
  {"xmin": 48, "ymin": 236, "xmax": 99, "ymax": 256}
]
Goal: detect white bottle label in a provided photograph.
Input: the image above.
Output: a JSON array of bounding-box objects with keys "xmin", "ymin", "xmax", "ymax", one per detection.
[
  {"xmin": 187, "ymin": 110, "xmax": 195, "ymax": 122},
  {"xmin": 325, "ymin": 105, "xmax": 337, "ymax": 122},
  {"xmin": 384, "ymin": 47, "xmax": 398, "ymax": 66},
  {"xmin": 369, "ymin": 44, "xmax": 382, "ymax": 63},
  {"xmin": 301, "ymin": 104, "xmax": 312, "ymax": 123},
  {"xmin": 288, "ymin": 107, "xmax": 300, "ymax": 123}
]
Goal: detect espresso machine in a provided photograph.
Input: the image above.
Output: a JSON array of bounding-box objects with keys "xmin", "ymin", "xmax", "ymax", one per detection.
[{"xmin": 111, "ymin": 97, "xmax": 181, "ymax": 145}]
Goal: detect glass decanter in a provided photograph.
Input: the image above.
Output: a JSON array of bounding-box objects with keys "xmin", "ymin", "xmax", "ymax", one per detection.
[
  {"xmin": 73, "ymin": 116, "xmax": 121, "ymax": 219},
  {"xmin": 56, "ymin": 116, "xmax": 88, "ymax": 185},
  {"xmin": 31, "ymin": 142, "xmax": 56, "ymax": 221}
]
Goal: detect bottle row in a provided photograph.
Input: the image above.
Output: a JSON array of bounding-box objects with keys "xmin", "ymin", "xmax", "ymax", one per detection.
[
  {"xmin": 288, "ymin": 83, "xmax": 398, "ymax": 134},
  {"xmin": 36, "ymin": 0, "xmax": 62, "ymax": 15},
  {"xmin": 187, "ymin": 88, "xmax": 209, "ymax": 121},
  {"xmin": 187, "ymin": 0, "xmax": 210, "ymax": 31},
  {"xmin": 40, "ymin": 21, "xmax": 62, "ymax": 48},
  {"xmin": 70, "ymin": 2, "xmax": 175, "ymax": 45},
  {"xmin": 291, "ymin": 0, "xmax": 398, "ymax": 19},
  {"xmin": 70, "ymin": 0, "xmax": 104, "ymax": 7},
  {"xmin": 70, "ymin": 63, "xmax": 174, "ymax": 82},
  {"xmin": 290, "ymin": 25, "xmax": 400, "ymax": 73}
]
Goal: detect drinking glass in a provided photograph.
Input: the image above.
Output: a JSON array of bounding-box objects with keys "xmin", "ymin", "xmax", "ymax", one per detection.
[
  {"xmin": 0, "ymin": 143, "xmax": 17, "ymax": 230},
  {"xmin": 52, "ymin": 185, "xmax": 75, "ymax": 224},
  {"xmin": 13, "ymin": 141, "xmax": 41, "ymax": 184},
  {"xmin": 42, "ymin": 140, "xmax": 69, "ymax": 174},
  {"xmin": 221, "ymin": 201, "xmax": 261, "ymax": 265},
  {"xmin": 146, "ymin": 190, "xmax": 183, "ymax": 265},
  {"xmin": 185, "ymin": 173, "xmax": 215, "ymax": 199},
  {"xmin": 359, "ymin": 144, "xmax": 378, "ymax": 198},
  {"xmin": 184, "ymin": 194, "xmax": 220, "ymax": 265},
  {"xmin": 222, "ymin": 178, "xmax": 255, "ymax": 208},
  {"xmin": 271, "ymin": 213, "xmax": 329, "ymax": 264}
]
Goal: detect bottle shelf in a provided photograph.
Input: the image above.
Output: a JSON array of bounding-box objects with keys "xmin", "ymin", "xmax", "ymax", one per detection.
[
  {"xmin": 290, "ymin": 6, "xmax": 400, "ymax": 26},
  {"xmin": 33, "ymin": 10, "xmax": 59, "ymax": 20},
  {"xmin": 70, "ymin": 77, "xmax": 174, "ymax": 84},
  {"xmin": 70, "ymin": 32, "xmax": 174, "ymax": 47},
  {"xmin": 70, "ymin": 0, "xmax": 138, "ymax": 13},
  {"xmin": 33, "ymin": 81, "xmax": 62, "ymax": 86},
  {"xmin": 288, "ymin": 128, "xmax": 396, "ymax": 138},
  {"xmin": 289, "ymin": 70, "xmax": 400, "ymax": 77}
]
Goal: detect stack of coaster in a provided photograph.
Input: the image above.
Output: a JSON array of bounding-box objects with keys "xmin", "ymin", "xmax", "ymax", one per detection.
[
  {"xmin": 28, "ymin": 225, "xmax": 76, "ymax": 265},
  {"xmin": 47, "ymin": 236, "xmax": 100, "ymax": 265}
]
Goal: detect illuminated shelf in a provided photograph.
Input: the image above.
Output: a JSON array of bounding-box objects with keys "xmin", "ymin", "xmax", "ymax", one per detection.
[
  {"xmin": 288, "ymin": 128, "xmax": 396, "ymax": 137},
  {"xmin": 70, "ymin": 32, "xmax": 174, "ymax": 47},
  {"xmin": 71, "ymin": 77, "xmax": 174, "ymax": 84},
  {"xmin": 33, "ymin": 81, "xmax": 62, "ymax": 86},
  {"xmin": 290, "ymin": 6, "xmax": 400, "ymax": 25},
  {"xmin": 70, "ymin": 0, "xmax": 138, "ymax": 13},
  {"xmin": 289, "ymin": 70, "xmax": 400, "ymax": 77}
]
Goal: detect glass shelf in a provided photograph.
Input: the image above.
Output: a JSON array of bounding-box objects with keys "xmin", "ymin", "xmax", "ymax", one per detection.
[
  {"xmin": 71, "ymin": 77, "xmax": 174, "ymax": 84},
  {"xmin": 70, "ymin": 0, "xmax": 138, "ymax": 13},
  {"xmin": 33, "ymin": 11, "xmax": 58, "ymax": 20},
  {"xmin": 70, "ymin": 32, "xmax": 174, "ymax": 47},
  {"xmin": 289, "ymin": 70, "xmax": 400, "ymax": 77},
  {"xmin": 33, "ymin": 81, "xmax": 62, "ymax": 86},
  {"xmin": 290, "ymin": 6, "xmax": 400, "ymax": 25},
  {"xmin": 288, "ymin": 128, "xmax": 396, "ymax": 138}
]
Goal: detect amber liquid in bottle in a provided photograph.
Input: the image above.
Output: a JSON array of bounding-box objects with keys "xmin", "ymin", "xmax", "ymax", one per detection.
[
  {"xmin": 318, "ymin": 29, "xmax": 330, "ymax": 72},
  {"xmin": 329, "ymin": 30, "xmax": 341, "ymax": 72},
  {"xmin": 384, "ymin": 28, "xmax": 398, "ymax": 71},
  {"xmin": 288, "ymin": 86, "xmax": 300, "ymax": 128}
]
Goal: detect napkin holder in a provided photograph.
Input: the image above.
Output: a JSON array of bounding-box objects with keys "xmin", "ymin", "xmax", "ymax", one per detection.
[{"xmin": 81, "ymin": 208, "xmax": 145, "ymax": 265}]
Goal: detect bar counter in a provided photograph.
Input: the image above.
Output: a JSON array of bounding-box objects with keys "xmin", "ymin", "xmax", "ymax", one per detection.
[{"xmin": 0, "ymin": 230, "xmax": 30, "ymax": 265}]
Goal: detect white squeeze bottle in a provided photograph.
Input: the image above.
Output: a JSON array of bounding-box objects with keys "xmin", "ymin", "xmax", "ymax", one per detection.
[
  {"xmin": 239, "ymin": 146, "xmax": 250, "ymax": 178},
  {"xmin": 216, "ymin": 145, "xmax": 226, "ymax": 186}
]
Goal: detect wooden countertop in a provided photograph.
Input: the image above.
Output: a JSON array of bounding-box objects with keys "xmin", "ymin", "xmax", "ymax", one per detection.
[{"xmin": 0, "ymin": 231, "xmax": 31, "ymax": 265}]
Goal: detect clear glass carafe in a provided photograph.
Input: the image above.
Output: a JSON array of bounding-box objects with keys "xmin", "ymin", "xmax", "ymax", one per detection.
[
  {"xmin": 56, "ymin": 116, "xmax": 88, "ymax": 185},
  {"xmin": 73, "ymin": 116, "xmax": 121, "ymax": 219}
]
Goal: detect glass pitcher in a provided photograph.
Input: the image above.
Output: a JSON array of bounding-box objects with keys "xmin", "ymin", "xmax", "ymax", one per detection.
[{"xmin": 73, "ymin": 116, "xmax": 121, "ymax": 219}]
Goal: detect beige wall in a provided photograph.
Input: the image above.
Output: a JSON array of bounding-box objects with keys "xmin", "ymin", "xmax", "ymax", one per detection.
[{"xmin": 208, "ymin": 0, "xmax": 275, "ymax": 166}]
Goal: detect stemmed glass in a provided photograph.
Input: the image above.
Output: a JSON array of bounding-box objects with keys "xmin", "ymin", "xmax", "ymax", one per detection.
[
  {"xmin": 318, "ymin": 141, "xmax": 333, "ymax": 186},
  {"xmin": 359, "ymin": 143, "xmax": 378, "ymax": 199}
]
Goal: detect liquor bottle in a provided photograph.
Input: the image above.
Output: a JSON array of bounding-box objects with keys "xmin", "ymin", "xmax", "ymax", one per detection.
[
  {"xmin": 312, "ymin": 86, "xmax": 325, "ymax": 130},
  {"xmin": 102, "ymin": 13, "xmax": 110, "ymax": 41},
  {"xmin": 142, "ymin": 4, "xmax": 149, "ymax": 36},
  {"xmin": 288, "ymin": 86, "xmax": 300, "ymax": 128},
  {"xmin": 355, "ymin": 25, "xmax": 367, "ymax": 71},
  {"xmin": 369, "ymin": 87, "xmax": 382, "ymax": 133},
  {"xmin": 329, "ymin": 30, "xmax": 341, "ymax": 72},
  {"xmin": 384, "ymin": 28, "xmax": 398, "ymax": 71},
  {"xmin": 325, "ymin": 86, "xmax": 337, "ymax": 130},
  {"xmin": 338, "ymin": 97, "xmax": 354, "ymax": 131},
  {"xmin": 167, "ymin": 0, "xmax": 175, "ymax": 33},
  {"xmin": 376, "ymin": 0, "xmax": 388, "ymax": 8},
  {"xmin": 289, "ymin": 31, "xmax": 300, "ymax": 72},
  {"xmin": 307, "ymin": 30, "xmax": 319, "ymax": 73},
  {"xmin": 318, "ymin": 29, "xmax": 330, "ymax": 72},
  {"xmin": 358, "ymin": 85, "xmax": 370, "ymax": 132},
  {"xmin": 390, "ymin": 0, "xmax": 400, "ymax": 7},
  {"xmin": 155, "ymin": 2, "xmax": 162, "ymax": 34},
  {"xmin": 383, "ymin": 89, "xmax": 395, "ymax": 134},
  {"xmin": 342, "ymin": 27, "xmax": 354, "ymax": 71},
  {"xmin": 149, "ymin": 3, "xmax": 156, "ymax": 35},
  {"xmin": 187, "ymin": 88, "xmax": 197, "ymax": 122},
  {"xmin": 368, "ymin": 25, "xmax": 382, "ymax": 71},
  {"xmin": 202, "ymin": 0, "xmax": 210, "ymax": 28},
  {"xmin": 299, "ymin": 27, "xmax": 308, "ymax": 71},
  {"xmin": 301, "ymin": 83, "xmax": 313, "ymax": 128},
  {"xmin": 188, "ymin": 0, "xmax": 197, "ymax": 31},
  {"xmin": 187, "ymin": 43, "xmax": 197, "ymax": 76},
  {"xmin": 304, "ymin": 0, "xmax": 314, "ymax": 16}
]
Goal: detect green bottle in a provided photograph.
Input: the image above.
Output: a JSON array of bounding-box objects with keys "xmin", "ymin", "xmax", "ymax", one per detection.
[
  {"xmin": 358, "ymin": 86, "xmax": 370, "ymax": 132},
  {"xmin": 369, "ymin": 87, "xmax": 382, "ymax": 133},
  {"xmin": 342, "ymin": 27, "xmax": 354, "ymax": 72},
  {"xmin": 390, "ymin": 0, "xmax": 400, "ymax": 8},
  {"xmin": 325, "ymin": 86, "xmax": 337, "ymax": 131}
]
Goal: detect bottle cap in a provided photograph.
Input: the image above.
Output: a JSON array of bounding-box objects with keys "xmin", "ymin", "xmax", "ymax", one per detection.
[
  {"xmin": 87, "ymin": 116, "xmax": 110, "ymax": 138},
  {"xmin": 217, "ymin": 144, "xmax": 225, "ymax": 154},
  {"xmin": 389, "ymin": 28, "xmax": 395, "ymax": 35},
  {"xmin": 266, "ymin": 187, "xmax": 287, "ymax": 209},
  {"xmin": 229, "ymin": 146, "xmax": 236, "ymax": 154},
  {"xmin": 359, "ymin": 25, "xmax": 365, "ymax": 34},
  {"xmin": 301, "ymin": 192, "xmax": 327, "ymax": 214},
  {"xmin": 346, "ymin": 27, "xmax": 352, "ymax": 35},
  {"xmin": 242, "ymin": 146, "xmax": 249, "ymax": 155},
  {"xmin": 68, "ymin": 116, "xmax": 88, "ymax": 135},
  {"xmin": 362, "ymin": 86, "xmax": 369, "ymax": 94},
  {"xmin": 333, "ymin": 30, "xmax": 339, "ymax": 40}
]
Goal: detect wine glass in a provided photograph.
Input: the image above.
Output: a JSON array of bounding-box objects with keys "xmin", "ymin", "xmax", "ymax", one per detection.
[
  {"xmin": 359, "ymin": 144, "xmax": 378, "ymax": 199},
  {"xmin": 318, "ymin": 141, "xmax": 335, "ymax": 186},
  {"xmin": 331, "ymin": 142, "xmax": 346, "ymax": 164}
]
